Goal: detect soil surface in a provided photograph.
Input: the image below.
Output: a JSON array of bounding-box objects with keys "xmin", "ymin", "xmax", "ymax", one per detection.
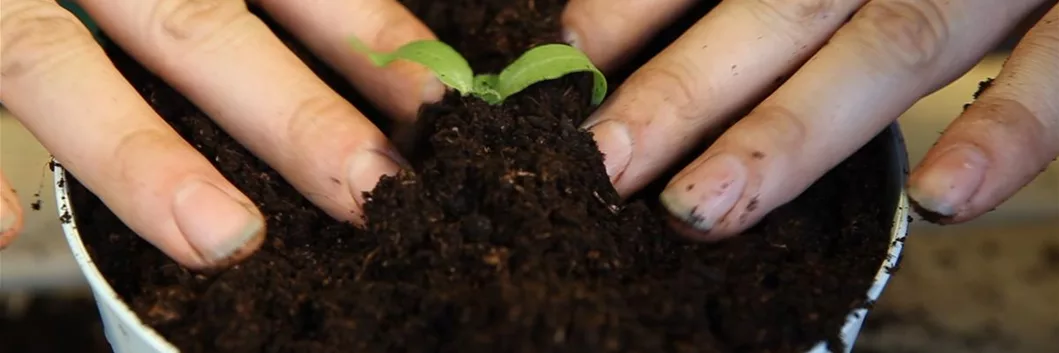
[{"xmin": 67, "ymin": 0, "xmax": 897, "ymax": 352}]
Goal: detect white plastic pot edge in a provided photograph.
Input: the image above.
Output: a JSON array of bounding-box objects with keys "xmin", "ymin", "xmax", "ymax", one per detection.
[
  {"xmin": 806, "ymin": 184, "xmax": 909, "ymax": 352},
  {"xmin": 54, "ymin": 124, "xmax": 909, "ymax": 353},
  {"xmin": 805, "ymin": 123, "xmax": 910, "ymax": 353},
  {"xmin": 53, "ymin": 166, "xmax": 181, "ymax": 353}
]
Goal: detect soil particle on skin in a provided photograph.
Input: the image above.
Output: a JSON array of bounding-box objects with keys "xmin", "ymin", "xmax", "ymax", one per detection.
[
  {"xmin": 67, "ymin": 1, "xmax": 896, "ymax": 352},
  {"xmin": 962, "ymin": 77, "xmax": 996, "ymax": 110},
  {"xmin": 910, "ymin": 198, "xmax": 950, "ymax": 224}
]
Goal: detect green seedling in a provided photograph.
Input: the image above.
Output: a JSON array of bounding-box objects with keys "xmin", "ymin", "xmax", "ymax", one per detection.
[{"xmin": 350, "ymin": 37, "xmax": 607, "ymax": 105}]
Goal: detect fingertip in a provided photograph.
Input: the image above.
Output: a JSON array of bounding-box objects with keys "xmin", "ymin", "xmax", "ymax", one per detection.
[
  {"xmin": 662, "ymin": 210, "xmax": 738, "ymax": 243},
  {"xmin": 664, "ymin": 213, "xmax": 711, "ymax": 240},
  {"xmin": 659, "ymin": 153, "xmax": 748, "ymax": 235},
  {"xmin": 196, "ymin": 220, "xmax": 267, "ymax": 270},
  {"xmin": 906, "ymin": 144, "xmax": 989, "ymax": 221},
  {"xmin": 421, "ymin": 75, "xmax": 446, "ymax": 105},
  {"xmin": 171, "ymin": 179, "xmax": 267, "ymax": 268},
  {"xmin": 560, "ymin": 3, "xmax": 608, "ymax": 70},
  {"xmin": 586, "ymin": 120, "xmax": 633, "ymax": 185},
  {"xmin": 1, "ymin": 200, "xmax": 24, "ymax": 250},
  {"xmin": 1, "ymin": 176, "xmax": 23, "ymax": 249},
  {"xmin": 559, "ymin": 2, "xmax": 584, "ymax": 46},
  {"xmin": 907, "ymin": 188, "xmax": 957, "ymax": 225},
  {"xmin": 346, "ymin": 148, "xmax": 405, "ymax": 224},
  {"xmin": 563, "ymin": 26, "xmax": 583, "ymax": 52},
  {"xmin": 659, "ymin": 190, "xmax": 711, "ymax": 231}
]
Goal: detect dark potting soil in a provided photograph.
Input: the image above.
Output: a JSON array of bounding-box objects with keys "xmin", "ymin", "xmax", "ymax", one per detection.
[{"xmin": 67, "ymin": 0, "xmax": 898, "ymax": 352}]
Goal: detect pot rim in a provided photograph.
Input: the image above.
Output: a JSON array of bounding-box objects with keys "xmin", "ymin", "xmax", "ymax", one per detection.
[
  {"xmin": 54, "ymin": 166, "xmax": 182, "ymax": 352},
  {"xmin": 53, "ymin": 124, "xmax": 909, "ymax": 353}
]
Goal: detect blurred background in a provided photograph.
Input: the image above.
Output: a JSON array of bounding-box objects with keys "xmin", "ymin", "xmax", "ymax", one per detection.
[{"xmin": 1, "ymin": 4, "xmax": 1057, "ymax": 353}]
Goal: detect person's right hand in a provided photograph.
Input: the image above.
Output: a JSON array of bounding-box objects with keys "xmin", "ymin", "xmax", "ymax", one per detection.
[{"xmin": 0, "ymin": 0, "xmax": 444, "ymax": 269}]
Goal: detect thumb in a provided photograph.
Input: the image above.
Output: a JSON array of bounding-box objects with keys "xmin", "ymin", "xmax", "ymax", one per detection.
[{"xmin": 1, "ymin": 171, "xmax": 25, "ymax": 249}]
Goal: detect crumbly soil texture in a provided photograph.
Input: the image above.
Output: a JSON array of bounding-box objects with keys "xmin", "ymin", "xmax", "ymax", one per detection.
[{"xmin": 68, "ymin": 1, "xmax": 897, "ymax": 352}]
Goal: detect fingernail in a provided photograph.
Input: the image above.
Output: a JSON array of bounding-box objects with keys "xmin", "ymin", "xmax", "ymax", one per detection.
[
  {"xmin": 563, "ymin": 28, "xmax": 581, "ymax": 50},
  {"xmin": 660, "ymin": 154, "xmax": 748, "ymax": 231},
  {"xmin": 588, "ymin": 120, "xmax": 632, "ymax": 182},
  {"xmin": 347, "ymin": 149, "xmax": 403, "ymax": 206},
  {"xmin": 908, "ymin": 145, "xmax": 988, "ymax": 217},
  {"xmin": 172, "ymin": 180, "xmax": 265, "ymax": 264},
  {"xmin": 422, "ymin": 75, "xmax": 446, "ymax": 103}
]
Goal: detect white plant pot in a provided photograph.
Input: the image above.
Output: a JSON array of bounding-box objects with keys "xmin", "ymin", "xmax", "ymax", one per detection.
[{"xmin": 55, "ymin": 124, "xmax": 910, "ymax": 353}]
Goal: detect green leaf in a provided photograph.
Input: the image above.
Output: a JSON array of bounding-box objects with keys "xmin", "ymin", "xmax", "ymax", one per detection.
[
  {"xmin": 473, "ymin": 74, "xmax": 502, "ymax": 105},
  {"xmin": 492, "ymin": 44, "xmax": 608, "ymax": 105},
  {"xmin": 349, "ymin": 37, "xmax": 475, "ymax": 95}
]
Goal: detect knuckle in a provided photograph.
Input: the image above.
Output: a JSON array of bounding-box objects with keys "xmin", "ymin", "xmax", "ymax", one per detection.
[
  {"xmin": 966, "ymin": 98, "xmax": 1057, "ymax": 164},
  {"xmin": 285, "ymin": 94, "xmax": 381, "ymax": 151},
  {"xmin": 155, "ymin": 0, "xmax": 251, "ymax": 46},
  {"xmin": 113, "ymin": 127, "xmax": 173, "ymax": 171},
  {"xmin": 629, "ymin": 55, "xmax": 708, "ymax": 121},
  {"xmin": 845, "ymin": 0, "xmax": 950, "ymax": 71},
  {"xmin": 1019, "ymin": 39, "xmax": 1059, "ymax": 115},
  {"xmin": 740, "ymin": 105, "xmax": 808, "ymax": 151},
  {"xmin": 0, "ymin": 2, "xmax": 94, "ymax": 78},
  {"xmin": 754, "ymin": 0, "xmax": 838, "ymax": 24},
  {"xmin": 565, "ymin": 0, "xmax": 622, "ymax": 32},
  {"xmin": 349, "ymin": 3, "xmax": 431, "ymax": 53},
  {"xmin": 364, "ymin": 6, "xmax": 411, "ymax": 46},
  {"xmin": 1022, "ymin": 30, "xmax": 1059, "ymax": 70},
  {"xmin": 111, "ymin": 127, "xmax": 195, "ymax": 187}
]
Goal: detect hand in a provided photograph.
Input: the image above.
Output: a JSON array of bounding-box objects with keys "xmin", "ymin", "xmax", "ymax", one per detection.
[
  {"xmin": 0, "ymin": 0, "xmax": 444, "ymax": 268},
  {"xmin": 563, "ymin": 0, "xmax": 1059, "ymax": 239}
]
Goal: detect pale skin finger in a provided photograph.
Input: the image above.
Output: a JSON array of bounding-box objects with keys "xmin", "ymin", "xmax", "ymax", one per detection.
[
  {"xmin": 659, "ymin": 0, "xmax": 1048, "ymax": 239},
  {"xmin": 561, "ymin": 0, "xmax": 700, "ymax": 72},
  {"xmin": 254, "ymin": 0, "xmax": 445, "ymax": 122},
  {"xmin": 582, "ymin": 0, "xmax": 867, "ymax": 197},
  {"xmin": 908, "ymin": 3, "xmax": 1059, "ymax": 224},
  {"xmin": 76, "ymin": 0, "xmax": 405, "ymax": 224},
  {"xmin": 0, "ymin": 171, "xmax": 25, "ymax": 249},
  {"xmin": 0, "ymin": 0, "xmax": 264, "ymax": 268}
]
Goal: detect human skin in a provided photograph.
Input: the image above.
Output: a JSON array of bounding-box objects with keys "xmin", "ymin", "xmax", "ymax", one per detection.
[
  {"xmin": 0, "ymin": 0, "xmax": 443, "ymax": 269},
  {"xmin": 563, "ymin": 0, "xmax": 1059, "ymax": 239},
  {"xmin": 2, "ymin": 0, "xmax": 1057, "ymax": 267}
]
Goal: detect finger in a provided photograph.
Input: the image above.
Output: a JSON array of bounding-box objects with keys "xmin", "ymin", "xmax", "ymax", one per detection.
[
  {"xmin": 76, "ymin": 0, "xmax": 405, "ymax": 224},
  {"xmin": 253, "ymin": 0, "xmax": 444, "ymax": 122},
  {"xmin": 0, "ymin": 0, "xmax": 265, "ymax": 268},
  {"xmin": 562, "ymin": 0, "xmax": 701, "ymax": 72},
  {"xmin": 909, "ymin": 3, "xmax": 1059, "ymax": 224},
  {"xmin": 659, "ymin": 0, "xmax": 1047, "ymax": 239},
  {"xmin": 583, "ymin": 0, "xmax": 868, "ymax": 196},
  {"xmin": 1, "ymin": 171, "xmax": 24, "ymax": 249}
]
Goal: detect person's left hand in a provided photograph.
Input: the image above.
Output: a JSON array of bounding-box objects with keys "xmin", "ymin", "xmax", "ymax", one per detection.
[{"xmin": 562, "ymin": 0, "xmax": 1059, "ymax": 239}]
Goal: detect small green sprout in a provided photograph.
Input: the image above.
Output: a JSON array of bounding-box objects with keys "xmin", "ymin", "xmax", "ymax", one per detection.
[{"xmin": 350, "ymin": 37, "xmax": 607, "ymax": 105}]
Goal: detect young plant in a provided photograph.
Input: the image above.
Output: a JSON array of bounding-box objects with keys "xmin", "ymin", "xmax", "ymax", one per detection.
[{"xmin": 349, "ymin": 37, "xmax": 607, "ymax": 105}]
